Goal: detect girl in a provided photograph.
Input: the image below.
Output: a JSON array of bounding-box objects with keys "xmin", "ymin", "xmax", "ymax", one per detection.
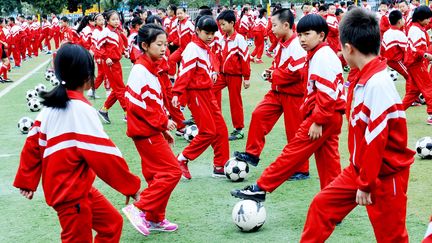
[
  {"xmin": 123, "ymin": 24, "xmax": 182, "ymax": 236},
  {"xmin": 97, "ymin": 10, "xmax": 128, "ymax": 123},
  {"xmin": 250, "ymin": 8, "xmax": 267, "ymax": 63},
  {"xmin": 172, "ymin": 16, "xmax": 230, "ymax": 179},
  {"xmin": 77, "ymin": 15, "xmax": 94, "ymax": 50},
  {"xmin": 127, "ymin": 17, "xmax": 144, "ymax": 64},
  {"xmin": 13, "ymin": 43, "xmax": 141, "ymax": 242},
  {"xmin": 238, "ymin": 7, "xmax": 252, "ymax": 38}
]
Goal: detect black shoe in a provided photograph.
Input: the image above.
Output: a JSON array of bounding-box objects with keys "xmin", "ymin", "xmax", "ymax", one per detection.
[
  {"xmin": 288, "ymin": 172, "xmax": 310, "ymax": 181},
  {"xmin": 182, "ymin": 118, "xmax": 195, "ymax": 126},
  {"xmin": 0, "ymin": 77, "xmax": 4, "ymax": 83},
  {"xmin": 3, "ymin": 78, "xmax": 13, "ymax": 83},
  {"xmin": 98, "ymin": 110, "xmax": 111, "ymax": 124},
  {"xmin": 228, "ymin": 129, "xmax": 244, "ymax": 141},
  {"xmin": 234, "ymin": 151, "xmax": 260, "ymax": 167},
  {"xmin": 231, "ymin": 185, "xmax": 266, "ymax": 202}
]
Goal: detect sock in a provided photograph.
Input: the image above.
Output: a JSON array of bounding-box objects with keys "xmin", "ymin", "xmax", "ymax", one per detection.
[
  {"xmin": 178, "ymin": 153, "xmax": 187, "ymax": 161},
  {"xmin": 100, "ymin": 107, "xmax": 108, "ymax": 112}
]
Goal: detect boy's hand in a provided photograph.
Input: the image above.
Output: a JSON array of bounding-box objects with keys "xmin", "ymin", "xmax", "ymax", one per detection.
[
  {"xmin": 243, "ymin": 79, "xmax": 250, "ymax": 89},
  {"xmin": 167, "ymin": 120, "xmax": 177, "ymax": 131},
  {"xmin": 106, "ymin": 58, "xmax": 113, "ymax": 66},
  {"xmin": 356, "ymin": 189, "xmax": 372, "ymax": 206},
  {"xmin": 19, "ymin": 189, "xmax": 34, "ymax": 200},
  {"xmin": 163, "ymin": 130, "xmax": 175, "ymax": 146},
  {"xmin": 308, "ymin": 122, "xmax": 322, "ymax": 140},
  {"xmin": 172, "ymin": 96, "xmax": 179, "ymax": 108}
]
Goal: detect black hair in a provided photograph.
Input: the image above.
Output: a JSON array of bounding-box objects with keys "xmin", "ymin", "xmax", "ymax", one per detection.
[
  {"xmin": 274, "ymin": 3, "xmax": 282, "ymax": 11},
  {"xmin": 217, "ymin": 10, "xmax": 236, "ymax": 24},
  {"xmin": 93, "ymin": 13, "xmax": 103, "ymax": 22},
  {"xmin": 412, "ymin": 5, "xmax": 432, "ymax": 23},
  {"xmin": 8, "ymin": 17, "xmax": 14, "ymax": 23},
  {"xmin": 0, "ymin": 18, "xmax": 4, "ymax": 24},
  {"xmin": 297, "ymin": 14, "xmax": 329, "ymax": 40},
  {"xmin": 341, "ymin": 1, "xmax": 346, "ymax": 6},
  {"xmin": 347, "ymin": 5, "xmax": 357, "ymax": 11},
  {"xmin": 196, "ymin": 15, "xmax": 218, "ymax": 33},
  {"xmin": 257, "ymin": 4, "xmax": 263, "ymax": 8},
  {"xmin": 389, "ymin": 10, "xmax": 403, "ymax": 25},
  {"xmin": 240, "ymin": 7, "xmax": 249, "ymax": 19},
  {"xmin": 199, "ymin": 5, "xmax": 211, "ymax": 10},
  {"xmin": 41, "ymin": 15, "xmax": 47, "ymax": 20},
  {"xmin": 199, "ymin": 9, "xmax": 213, "ymax": 17},
  {"xmin": 26, "ymin": 16, "xmax": 32, "ymax": 21},
  {"xmin": 76, "ymin": 15, "xmax": 90, "ymax": 34},
  {"xmin": 158, "ymin": 8, "xmax": 166, "ymax": 13},
  {"xmin": 272, "ymin": 8, "xmax": 295, "ymax": 30},
  {"xmin": 132, "ymin": 16, "xmax": 143, "ymax": 28},
  {"xmin": 328, "ymin": 3, "xmax": 335, "ymax": 7},
  {"xmin": 339, "ymin": 8, "xmax": 380, "ymax": 55},
  {"xmin": 380, "ymin": 0, "xmax": 389, "ymax": 5},
  {"xmin": 146, "ymin": 15, "xmax": 162, "ymax": 25},
  {"xmin": 137, "ymin": 23, "xmax": 166, "ymax": 52},
  {"xmin": 41, "ymin": 44, "xmax": 95, "ymax": 109},
  {"xmin": 19, "ymin": 15, "xmax": 25, "ymax": 19},
  {"xmin": 399, "ymin": 0, "xmax": 408, "ymax": 5},
  {"xmin": 313, "ymin": 1, "xmax": 319, "ymax": 7},
  {"xmin": 319, "ymin": 4, "xmax": 328, "ymax": 11},
  {"xmin": 146, "ymin": 10, "xmax": 153, "ymax": 18},
  {"xmin": 105, "ymin": 10, "xmax": 119, "ymax": 23},
  {"xmin": 60, "ymin": 16, "xmax": 69, "ymax": 23},
  {"xmin": 336, "ymin": 8, "xmax": 344, "ymax": 16},
  {"xmin": 168, "ymin": 4, "xmax": 177, "ymax": 15},
  {"xmin": 258, "ymin": 8, "xmax": 267, "ymax": 18},
  {"xmin": 74, "ymin": 17, "xmax": 82, "ymax": 26}
]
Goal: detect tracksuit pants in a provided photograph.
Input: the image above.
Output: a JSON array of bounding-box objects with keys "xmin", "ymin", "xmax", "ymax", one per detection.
[
  {"xmin": 301, "ymin": 166, "xmax": 409, "ymax": 243},
  {"xmin": 43, "ymin": 33, "xmax": 51, "ymax": 51},
  {"xmin": 268, "ymin": 33, "xmax": 278, "ymax": 53},
  {"xmin": 55, "ymin": 187, "xmax": 123, "ymax": 243},
  {"xmin": 388, "ymin": 60, "xmax": 410, "ymax": 82},
  {"xmin": 257, "ymin": 112, "xmax": 343, "ymax": 192},
  {"xmin": 103, "ymin": 61, "xmax": 126, "ymax": 111},
  {"xmin": 182, "ymin": 89, "xmax": 229, "ymax": 167},
  {"xmin": 53, "ymin": 30, "xmax": 60, "ymax": 49},
  {"xmin": 251, "ymin": 31, "xmax": 265, "ymax": 59},
  {"xmin": 160, "ymin": 74, "xmax": 185, "ymax": 130},
  {"xmin": 94, "ymin": 60, "xmax": 110, "ymax": 90},
  {"xmin": 403, "ymin": 63, "xmax": 432, "ymax": 114},
  {"xmin": 246, "ymin": 91, "xmax": 309, "ymax": 173},
  {"xmin": 213, "ymin": 74, "xmax": 244, "ymax": 130},
  {"xmin": 20, "ymin": 37, "xmax": 27, "ymax": 59},
  {"xmin": 133, "ymin": 134, "xmax": 182, "ymax": 222},
  {"xmin": 11, "ymin": 44, "xmax": 21, "ymax": 67}
]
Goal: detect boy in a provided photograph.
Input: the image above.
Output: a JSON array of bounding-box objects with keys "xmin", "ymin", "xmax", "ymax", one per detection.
[
  {"xmin": 234, "ymin": 8, "xmax": 310, "ymax": 180},
  {"xmin": 403, "ymin": 6, "xmax": 432, "ymax": 124},
  {"xmin": 41, "ymin": 15, "xmax": 52, "ymax": 54},
  {"xmin": 379, "ymin": 0, "xmax": 390, "ymax": 37},
  {"xmin": 326, "ymin": 3, "xmax": 340, "ymax": 54},
  {"xmin": 232, "ymin": 14, "xmax": 345, "ymax": 202},
  {"xmin": 8, "ymin": 17, "xmax": 21, "ymax": 68},
  {"xmin": 381, "ymin": 10, "xmax": 410, "ymax": 83},
  {"xmin": 213, "ymin": 10, "xmax": 251, "ymax": 141},
  {"xmin": 300, "ymin": 9, "xmax": 414, "ymax": 242}
]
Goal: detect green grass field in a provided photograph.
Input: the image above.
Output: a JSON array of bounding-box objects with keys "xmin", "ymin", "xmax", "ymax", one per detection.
[{"xmin": 0, "ymin": 51, "xmax": 431, "ymax": 243}]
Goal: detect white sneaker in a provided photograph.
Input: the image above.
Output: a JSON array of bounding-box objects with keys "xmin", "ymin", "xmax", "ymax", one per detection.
[{"xmin": 122, "ymin": 205, "xmax": 150, "ymax": 236}]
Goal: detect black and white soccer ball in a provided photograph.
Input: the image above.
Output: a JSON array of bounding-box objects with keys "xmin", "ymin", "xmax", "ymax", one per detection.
[
  {"xmin": 183, "ymin": 125, "xmax": 199, "ymax": 142},
  {"xmin": 232, "ymin": 200, "xmax": 266, "ymax": 232},
  {"xmin": 45, "ymin": 69, "xmax": 55, "ymax": 81},
  {"xmin": 419, "ymin": 93, "xmax": 426, "ymax": 105},
  {"xmin": 247, "ymin": 39, "xmax": 254, "ymax": 47},
  {"xmin": 26, "ymin": 89, "xmax": 38, "ymax": 101},
  {"xmin": 224, "ymin": 157, "xmax": 249, "ymax": 182},
  {"xmin": 35, "ymin": 83, "xmax": 47, "ymax": 94},
  {"xmin": 18, "ymin": 117, "xmax": 34, "ymax": 134},
  {"xmin": 389, "ymin": 69, "xmax": 398, "ymax": 82},
  {"xmin": 27, "ymin": 98, "xmax": 41, "ymax": 112},
  {"xmin": 50, "ymin": 75, "xmax": 60, "ymax": 86},
  {"xmin": 416, "ymin": 136, "xmax": 432, "ymax": 159}
]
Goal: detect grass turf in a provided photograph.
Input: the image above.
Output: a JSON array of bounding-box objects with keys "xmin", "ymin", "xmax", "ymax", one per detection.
[{"xmin": 0, "ymin": 52, "xmax": 431, "ymax": 242}]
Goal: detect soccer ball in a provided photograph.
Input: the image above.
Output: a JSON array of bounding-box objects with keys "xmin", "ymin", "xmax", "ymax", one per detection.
[
  {"xmin": 50, "ymin": 76, "xmax": 60, "ymax": 86},
  {"xmin": 247, "ymin": 39, "xmax": 254, "ymax": 47},
  {"xmin": 183, "ymin": 125, "xmax": 199, "ymax": 142},
  {"xmin": 26, "ymin": 89, "xmax": 38, "ymax": 101},
  {"xmin": 27, "ymin": 98, "xmax": 41, "ymax": 112},
  {"xmin": 45, "ymin": 70, "xmax": 55, "ymax": 81},
  {"xmin": 389, "ymin": 69, "xmax": 398, "ymax": 82},
  {"xmin": 18, "ymin": 117, "xmax": 34, "ymax": 134},
  {"xmin": 419, "ymin": 93, "xmax": 426, "ymax": 105},
  {"xmin": 232, "ymin": 200, "xmax": 266, "ymax": 232},
  {"xmin": 35, "ymin": 83, "xmax": 46, "ymax": 94},
  {"xmin": 224, "ymin": 157, "xmax": 249, "ymax": 182},
  {"xmin": 415, "ymin": 136, "xmax": 432, "ymax": 159}
]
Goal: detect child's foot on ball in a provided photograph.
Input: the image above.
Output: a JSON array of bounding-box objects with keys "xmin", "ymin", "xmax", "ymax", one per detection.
[
  {"xmin": 231, "ymin": 184, "xmax": 266, "ymax": 202},
  {"xmin": 148, "ymin": 219, "xmax": 178, "ymax": 232},
  {"xmin": 234, "ymin": 151, "xmax": 260, "ymax": 167}
]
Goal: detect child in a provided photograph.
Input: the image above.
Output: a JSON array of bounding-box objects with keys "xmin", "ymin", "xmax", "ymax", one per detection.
[
  {"xmin": 381, "ymin": 10, "xmax": 411, "ymax": 83},
  {"xmin": 0, "ymin": 18, "xmax": 11, "ymax": 82},
  {"xmin": 379, "ymin": 1, "xmax": 390, "ymax": 37},
  {"xmin": 234, "ymin": 9, "xmax": 310, "ymax": 180},
  {"xmin": 127, "ymin": 17, "xmax": 144, "ymax": 64},
  {"xmin": 172, "ymin": 16, "xmax": 229, "ymax": 179},
  {"xmin": 326, "ymin": 3, "xmax": 340, "ymax": 54},
  {"xmin": 300, "ymin": 9, "xmax": 414, "ymax": 242},
  {"xmin": 123, "ymin": 24, "xmax": 182, "ymax": 236},
  {"xmin": 13, "ymin": 43, "xmax": 141, "ymax": 242},
  {"xmin": 29, "ymin": 16, "xmax": 40, "ymax": 57},
  {"xmin": 232, "ymin": 13, "xmax": 345, "ymax": 202},
  {"xmin": 8, "ymin": 17, "xmax": 21, "ymax": 68},
  {"xmin": 167, "ymin": 4, "xmax": 179, "ymax": 54},
  {"xmin": 250, "ymin": 8, "xmax": 268, "ymax": 63},
  {"xmin": 403, "ymin": 6, "xmax": 432, "ymax": 124},
  {"xmin": 97, "ymin": 10, "xmax": 128, "ymax": 123},
  {"xmin": 41, "ymin": 15, "xmax": 52, "ymax": 54},
  {"xmin": 238, "ymin": 7, "xmax": 253, "ymax": 37},
  {"xmin": 59, "ymin": 17, "xmax": 79, "ymax": 44},
  {"xmin": 213, "ymin": 10, "xmax": 250, "ymax": 141}
]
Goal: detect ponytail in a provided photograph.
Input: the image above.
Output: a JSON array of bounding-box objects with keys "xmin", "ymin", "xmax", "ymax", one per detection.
[{"xmin": 40, "ymin": 84, "xmax": 70, "ymax": 109}]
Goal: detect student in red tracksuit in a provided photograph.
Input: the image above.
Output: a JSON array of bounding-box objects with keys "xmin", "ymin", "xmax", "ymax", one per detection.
[
  {"xmin": 59, "ymin": 17, "xmax": 79, "ymax": 44},
  {"xmin": 379, "ymin": 1, "xmax": 390, "ymax": 37},
  {"xmin": 250, "ymin": 8, "xmax": 267, "ymax": 63},
  {"xmin": 213, "ymin": 10, "xmax": 251, "ymax": 141},
  {"xmin": 98, "ymin": 10, "xmax": 128, "ymax": 124},
  {"xmin": 8, "ymin": 17, "xmax": 21, "ymax": 68},
  {"xmin": 238, "ymin": 7, "xmax": 253, "ymax": 38},
  {"xmin": 79, "ymin": 16, "xmax": 94, "ymax": 51},
  {"xmin": 41, "ymin": 15, "xmax": 52, "ymax": 54},
  {"xmin": 127, "ymin": 17, "xmax": 144, "ymax": 64},
  {"xmin": 172, "ymin": 16, "xmax": 229, "ymax": 179},
  {"xmin": 301, "ymin": 9, "xmax": 415, "ymax": 242},
  {"xmin": 0, "ymin": 18, "xmax": 11, "ymax": 82},
  {"xmin": 424, "ymin": 217, "xmax": 432, "ymax": 243},
  {"xmin": 29, "ymin": 17, "xmax": 40, "ymax": 57},
  {"xmin": 123, "ymin": 24, "xmax": 182, "ymax": 236},
  {"xmin": 266, "ymin": 4, "xmax": 282, "ymax": 57},
  {"xmin": 51, "ymin": 13, "xmax": 61, "ymax": 49},
  {"xmin": 234, "ymin": 9, "xmax": 310, "ymax": 180},
  {"xmin": 232, "ymin": 14, "xmax": 345, "ymax": 202},
  {"xmin": 13, "ymin": 43, "xmax": 141, "ymax": 243},
  {"xmin": 403, "ymin": 6, "xmax": 432, "ymax": 124},
  {"xmin": 19, "ymin": 16, "xmax": 30, "ymax": 59},
  {"xmin": 326, "ymin": 4, "xmax": 340, "ymax": 56},
  {"xmin": 167, "ymin": 4, "xmax": 179, "ymax": 54}
]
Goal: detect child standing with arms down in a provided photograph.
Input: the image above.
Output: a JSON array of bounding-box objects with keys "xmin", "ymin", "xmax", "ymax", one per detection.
[
  {"xmin": 232, "ymin": 14, "xmax": 345, "ymax": 202},
  {"xmin": 13, "ymin": 43, "xmax": 141, "ymax": 242},
  {"xmin": 301, "ymin": 9, "xmax": 415, "ymax": 242},
  {"xmin": 172, "ymin": 16, "xmax": 229, "ymax": 179},
  {"xmin": 123, "ymin": 24, "xmax": 182, "ymax": 236}
]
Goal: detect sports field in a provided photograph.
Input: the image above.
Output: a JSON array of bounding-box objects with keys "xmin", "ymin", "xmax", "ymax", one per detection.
[{"xmin": 0, "ymin": 52, "xmax": 431, "ymax": 242}]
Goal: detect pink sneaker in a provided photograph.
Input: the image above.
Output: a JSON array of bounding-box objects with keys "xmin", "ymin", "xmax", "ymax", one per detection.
[
  {"xmin": 122, "ymin": 205, "xmax": 150, "ymax": 236},
  {"xmin": 149, "ymin": 219, "xmax": 179, "ymax": 232}
]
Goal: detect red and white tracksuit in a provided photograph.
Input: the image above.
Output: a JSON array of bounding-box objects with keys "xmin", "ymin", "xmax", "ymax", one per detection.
[
  {"xmin": 381, "ymin": 26, "xmax": 410, "ymax": 82},
  {"xmin": 301, "ymin": 57, "xmax": 415, "ymax": 243},
  {"xmin": 245, "ymin": 34, "xmax": 309, "ymax": 172},
  {"xmin": 238, "ymin": 14, "xmax": 253, "ymax": 38},
  {"xmin": 98, "ymin": 25, "xmax": 128, "ymax": 111},
  {"xmin": 9, "ymin": 24, "xmax": 21, "ymax": 67},
  {"xmin": 13, "ymin": 90, "xmax": 141, "ymax": 242},
  {"xmin": 213, "ymin": 32, "xmax": 250, "ymax": 130},
  {"xmin": 251, "ymin": 16, "xmax": 267, "ymax": 59},
  {"xmin": 30, "ymin": 21, "xmax": 40, "ymax": 57},
  {"xmin": 172, "ymin": 36, "xmax": 229, "ymax": 167},
  {"xmin": 257, "ymin": 43, "xmax": 345, "ymax": 192},
  {"xmin": 51, "ymin": 16, "xmax": 60, "ymax": 49},
  {"xmin": 424, "ymin": 217, "xmax": 432, "ymax": 243},
  {"xmin": 379, "ymin": 11, "xmax": 390, "ymax": 38},
  {"xmin": 403, "ymin": 23, "xmax": 432, "ymax": 113},
  {"xmin": 167, "ymin": 16, "xmax": 179, "ymax": 47},
  {"xmin": 169, "ymin": 18, "xmax": 194, "ymax": 73},
  {"xmin": 42, "ymin": 21, "xmax": 52, "ymax": 51},
  {"xmin": 0, "ymin": 26, "xmax": 9, "ymax": 79},
  {"xmin": 91, "ymin": 25, "xmax": 109, "ymax": 91},
  {"xmin": 20, "ymin": 21, "xmax": 29, "ymax": 59},
  {"xmin": 80, "ymin": 25, "xmax": 93, "ymax": 50},
  {"xmin": 403, "ymin": 9, "xmax": 413, "ymax": 32},
  {"xmin": 266, "ymin": 17, "xmax": 278, "ymax": 53},
  {"xmin": 127, "ymin": 29, "xmax": 140, "ymax": 64},
  {"xmin": 162, "ymin": 16, "xmax": 171, "ymax": 31},
  {"xmin": 125, "ymin": 55, "xmax": 181, "ymax": 222},
  {"xmin": 326, "ymin": 14, "xmax": 340, "ymax": 54}
]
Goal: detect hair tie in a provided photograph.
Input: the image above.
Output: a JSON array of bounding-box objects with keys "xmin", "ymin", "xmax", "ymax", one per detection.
[{"xmin": 61, "ymin": 81, "xmax": 66, "ymax": 85}]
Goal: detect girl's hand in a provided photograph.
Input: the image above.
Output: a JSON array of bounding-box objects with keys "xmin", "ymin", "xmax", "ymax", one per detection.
[
  {"xmin": 356, "ymin": 189, "xmax": 372, "ymax": 206},
  {"xmin": 243, "ymin": 79, "xmax": 250, "ymax": 89},
  {"xmin": 163, "ymin": 130, "xmax": 175, "ymax": 146},
  {"xmin": 167, "ymin": 120, "xmax": 177, "ymax": 131},
  {"xmin": 211, "ymin": 72, "xmax": 218, "ymax": 83},
  {"xmin": 308, "ymin": 122, "xmax": 322, "ymax": 140},
  {"xmin": 106, "ymin": 58, "xmax": 113, "ymax": 66},
  {"xmin": 172, "ymin": 96, "xmax": 179, "ymax": 108},
  {"xmin": 19, "ymin": 189, "xmax": 34, "ymax": 200}
]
